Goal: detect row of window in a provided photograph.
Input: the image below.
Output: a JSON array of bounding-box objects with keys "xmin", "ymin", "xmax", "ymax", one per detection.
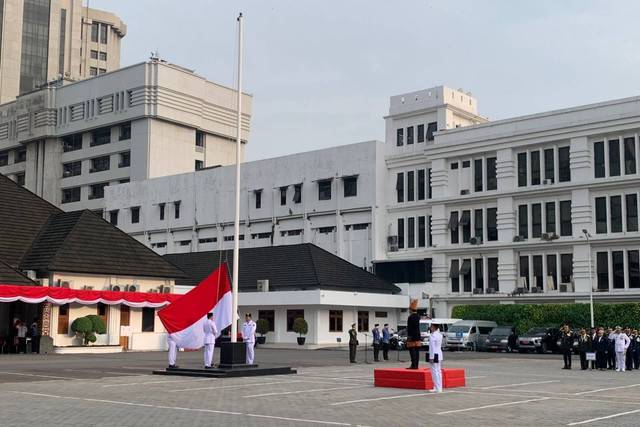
[
  {"xmin": 518, "ymin": 200, "xmax": 572, "ymax": 239},
  {"xmin": 58, "ymin": 92, "xmax": 133, "ymax": 125},
  {"xmin": 89, "ymin": 67, "xmax": 107, "ymax": 76},
  {"xmin": 62, "ymin": 123, "xmax": 131, "ymax": 152},
  {"xmin": 396, "ymin": 169, "xmax": 432, "ymax": 203},
  {"xmin": 256, "ymin": 309, "xmax": 386, "ymax": 333},
  {"xmin": 517, "ymin": 146, "xmax": 571, "ymax": 187},
  {"xmin": 62, "ymin": 179, "xmax": 130, "ymax": 204},
  {"xmin": 594, "ymin": 137, "xmax": 637, "ymax": 179},
  {"xmin": 597, "ymin": 249, "xmax": 640, "ymax": 290},
  {"xmin": 450, "ymin": 156, "xmax": 497, "ymax": 193},
  {"xmin": 450, "ymin": 257, "xmax": 499, "ymax": 293},
  {"xmin": 90, "ymin": 22, "xmax": 109, "ymax": 44},
  {"xmin": 254, "ymin": 177, "xmax": 358, "ymax": 209},
  {"xmin": 109, "ymin": 202, "xmax": 181, "ymax": 226},
  {"xmin": 519, "ymin": 253, "xmax": 574, "ymax": 291},
  {"xmin": 89, "ymin": 50, "xmax": 108, "ymax": 61},
  {"xmin": 595, "ymin": 194, "xmax": 638, "ymax": 234},
  {"xmin": 62, "ymin": 152, "xmax": 130, "ymax": 178},
  {"xmin": 397, "ymin": 216, "xmax": 432, "ymax": 249},
  {"xmin": 0, "ymin": 148, "xmax": 27, "ymax": 166},
  {"xmin": 448, "ymin": 208, "xmax": 498, "ymax": 244},
  {"xmin": 396, "ymin": 122, "xmax": 437, "ymax": 146}
]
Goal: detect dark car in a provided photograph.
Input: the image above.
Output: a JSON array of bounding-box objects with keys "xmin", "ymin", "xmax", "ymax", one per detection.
[
  {"xmin": 485, "ymin": 326, "xmax": 518, "ymax": 353},
  {"xmin": 518, "ymin": 327, "xmax": 561, "ymax": 354}
]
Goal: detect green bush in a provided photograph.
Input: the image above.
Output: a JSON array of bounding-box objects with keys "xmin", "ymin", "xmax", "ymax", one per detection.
[
  {"xmin": 256, "ymin": 318, "xmax": 270, "ymax": 336},
  {"xmin": 71, "ymin": 317, "xmax": 93, "ymax": 335},
  {"xmin": 70, "ymin": 315, "xmax": 106, "ymax": 345},
  {"xmin": 451, "ymin": 302, "xmax": 640, "ymax": 334},
  {"xmin": 87, "ymin": 315, "xmax": 107, "ymax": 334},
  {"xmin": 292, "ymin": 318, "xmax": 308, "ymax": 336}
]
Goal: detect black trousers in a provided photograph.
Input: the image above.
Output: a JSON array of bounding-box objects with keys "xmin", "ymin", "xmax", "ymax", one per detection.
[
  {"xmin": 608, "ymin": 350, "xmax": 616, "ymax": 369},
  {"xmin": 596, "ymin": 351, "xmax": 607, "ymax": 369},
  {"xmin": 17, "ymin": 337, "xmax": 26, "ymax": 354},
  {"xmin": 408, "ymin": 347, "xmax": 420, "ymax": 368},
  {"xmin": 562, "ymin": 348, "xmax": 572, "ymax": 367},
  {"xmin": 31, "ymin": 336, "xmax": 39, "ymax": 353},
  {"xmin": 349, "ymin": 344, "xmax": 357, "ymax": 362},
  {"xmin": 373, "ymin": 343, "xmax": 380, "ymax": 361},
  {"xmin": 626, "ymin": 350, "xmax": 635, "ymax": 370},
  {"xmin": 382, "ymin": 342, "xmax": 389, "ymax": 360},
  {"xmin": 634, "ymin": 350, "xmax": 640, "ymax": 369},
  {"xmin": 579, "ymin": 351, "xmax": 588, "ymax": 369}
]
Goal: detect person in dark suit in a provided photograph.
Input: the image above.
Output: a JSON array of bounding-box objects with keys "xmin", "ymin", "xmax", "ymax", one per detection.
[
  {"xmin": 348, "ymin": 323, "xmax": 358, "ymax": 363},
  {"xmin": 589, "ymin": 328, "xmax": 597, "ymax": 370},
  {"xmin": 372, "ymin": 324, "xmax": 381, "ymax": 362},
  {"xmin": 633, "ymin": 329, "xmax": 640, "ymax": 370},
  {"xmin": 593, "ymin": 329, "xmax": 608, "ymax": 371},
  {"xmin": 560, "ymin": 324, "xmax": 574, "ymax": 369},
  {"xmin": 577, "ymin": 328, "xmax": 591, "ymax": 370},
  {"xmin": 382, "ymin": 324, "xmax": 391, "ymax": 361},
  {"xmin": 606, "ymin": 328, "xmax": 616, "ymax": 369},
  {"xmin": 626, "ymin": 328, "xmax": 636, "ymax": 371},
  {"xmin": 406, "ymin": 300, "xmax": 421, "ymax": 370}
]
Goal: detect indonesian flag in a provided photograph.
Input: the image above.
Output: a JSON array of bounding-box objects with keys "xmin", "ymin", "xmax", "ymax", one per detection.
[{"xmin": 158, "ymin": 263, "xmax": 233, "ymax": 349}]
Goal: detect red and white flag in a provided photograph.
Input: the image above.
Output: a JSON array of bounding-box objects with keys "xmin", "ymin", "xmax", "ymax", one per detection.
[{"xmin": 158, "ymin": 263, "xmax": 233, "ymax": 349}]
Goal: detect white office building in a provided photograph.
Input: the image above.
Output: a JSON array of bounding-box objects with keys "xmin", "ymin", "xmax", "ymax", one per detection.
[{"xmin": 0, "ymin": 59, "xmax": 252, "ymax": 211}]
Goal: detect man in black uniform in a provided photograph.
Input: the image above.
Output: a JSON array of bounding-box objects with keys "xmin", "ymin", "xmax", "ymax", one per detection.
[
  {"xmin": 406, "ymin": 299, "xmax": 421, "ymax": 370},
  {"xmin": 560, "ymin": 324, "xmax": 574, "ymax": 369},
  {"xmin": 348, "ymin": 323, "xmax": 358, "ymax": 363}
]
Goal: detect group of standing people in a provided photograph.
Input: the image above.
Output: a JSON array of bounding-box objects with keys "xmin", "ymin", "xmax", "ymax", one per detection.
[
  {"xmin": 560, "ymin": 324, "xmax": 640, "ymax": 372},
  {"xmin": 347, "ymin": 322, "xmax": 392, "ymax": 363},
  {"xmin": 12, "ymin": 317, "xmax": 39, "ymax": 354}
]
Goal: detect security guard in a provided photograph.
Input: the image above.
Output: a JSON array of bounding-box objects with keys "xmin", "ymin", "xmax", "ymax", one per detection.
[
  {"xmin": 242, "ymin": 313, "xmax": 257, "ymax": 364},
  {"xmin": 203, "ymin": 312, "xmax": 218, "ymax": 369},
  {"xmin": 560, "ymin": 324, "xmax": 574, "ymax": 369}
]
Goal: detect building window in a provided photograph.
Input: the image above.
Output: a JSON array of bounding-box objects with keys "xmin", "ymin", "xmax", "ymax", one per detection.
[
  {"xmin": 474, "ymin": 209, "xmax": 483, "ymax": 241},
  {"xmin": 90, "ymin": 67, "xmax": 97, "ymax": 76},
  {"xmin": 544, "ymin": 148, "xmax": 555, "ymax": 183},
  {"xmin": 375, "ymin": 311, "xmax": 388, "ymax": 318},
  {"xmin": 195, "ymin": 160, "xmax": 204, "ymax": 170},
  {"xmin": 627, "ymin": 194, "xmax": 638, "ymax": 232},
  {"xmin": 417, "ymin": 124, "xmax": 425, "ymax": 143},
  {"xmin": 0, "ymin": 151, "xmax": 8, "ymax": 166},
  {"xmin": 475, "ymin": 258, "xmax": 484, "ymax": 291},
  {"xmin": 58, "ymin": 304, "xmax": 69, "ymax": 334},
  {"xmin": 397, "ymin": 218, "xmax": 405, "ymax": 249},
  {"xmin": 90, "ymin": 155, "xmax": 110, "ymax": 173},
  {"xmin": 629, "ymin": 250, "xmax": 640, "ymax": 288},
  {"xmin": 558, "ymin": 146, "xmax": 571, "ymax": 182},
  {"xmin": 318, "ymin": 180, "xmax": 332, "ymax": 201},
  {"xmin": 547, "ymin": 254, "xmax": 558, "ymax": 290},
  {"xmin": 474, "ymin": 159, "xmax": 483, "ymax": 192},
  {"xmin": 287, "ymin": 309, "xmax": 304, "ymax": 332},
  {"xmin": 460, "ymin": 210, "xmax": 471, "ymax": 243},
  {"xmin": 98, "ymin": 303, "xmax": 108, "ymax": 327},
  {"xmin": 463, "ymin": 160, "xmax": 470, "ymax": 168},
  {"xmin": 329, "ymin": 310, "xmax": 343, "ymax": 332},
  {"xmin": 199, "ymin": 237, "xmax": 218, "ymax": 244},
  {"xmin": 530, "ymin": 150, "xmax": 541, "ymax": 186},
  {"xmin": 131, "ymin": 207, "xmax": 140, "ymax": 224},
  {"xmin": 91, "ymin": 22, "xmax": 99, "ymax": 42},
  {"xmin": 258, "ymin": 310, "xmax": 275, "ymax": 332},
  {"xmin": 594, "ymin": 141, "xmax": 605, "ymax": 178},
  {"xmin": 98, "ymin": 68, "xmax": 106, "ymax": 75},
  {"xmin": 396, "ymin": 173, "xmax": 404, "ymax": 203},
  {"xmin": 396, "ymin": 128, "xmax": 403, "ymax": 146},
  {"xmin": 533, "ymin": 255, "xmax": 543, "ymax": 290},
  {"xmin": 449, "ymin": 211, "xmax": 459, "ymax": 244},
  {"xmin": 559, "ymin": 200, "xmax": 572, "ymax": 237},
  {"xmin": 357, "ymin": 311, "xmax": 369, "ymax": 332},
  {"xmin": 417, "ymin": 170, "xmax": 425, "ymax": 200},
  {"xmin": 428, "ymin": 168, "xmax": 432, "ymax": 199},
  {"xmin": 407, "ymin": 171, "xmax": 415, "ymax": 202},
  {"xmin": 519, "ymin": 256, "xmax": 529, "ymax": 289},
  {"xmin": 407, "ymin": 217, "xmax": 415, "ymax": 248},
  {"xmin": 451, "ymin": 162, "xmax": 459, "ymax": 170},
  {"xmin": 407, "ymin": 126, "xmax": 414, "ymax": 145},
  {"xmin": 293, "ymin": 184, "xmax": 302, "ymax": 203},
  {"xmin": 142, "ymin": 307, "xmax": 155, "ymax": 332},
  {"xmin": 16, "ymin": 149, "xmax": 26, "ymax": 163},
  {"xmin": 546, "ymin": 202, "xmax": 556, "ymax": 233},
  {"xmin": 488, "ymin": 258, "xmax": 498, "ymax": 291},
  {"xmin": 624, "ymin": 137, "xmax": 636, "ymax": 175},
  {"xmin": 343, "ymin": 177, "xmax": 357, "ymax": 198},
  {"xmin": 119, "ymin": 151, "xmax": 130, "ymax": 168},
  {"xmin": 90, "ymin": 50, "xmax": 98, "ymax": 59},
  {"xmin": 62, "ymin": 161, "xmax": 81, "ymax": 178},
  {"xmin": 517, "ymin": 152, "xmax": 527, "ymax": 187},
  {"xmin": 61, "ymin": 187, "xmax": 81, "ymax": 204},
  {"xmin": 89, "ymin": 183, "xmax": 107, "ymax": 200},
  {"xmin": 174, "ymin": 201, "xmax": 181, "ymax": 219},
  {"xmin": 561, "ymin": 254, "xmax": 573, "ymax": 284},
  {"xmin": 612, "ymin": 251, "xmax": 624, "ymax": 289},
  {"xmin": 159, "ymin": 203, "xmax": 165, "ymax": 221},
  {"xmin": 119, "ymin": 122, "xmax": 131, "ymax": 140},
  {"xmin": 99, "ymin": 23, "xmax": 107, "ymax": 44},
  {"xmin": 91, "ymin": 128, "xmax": 111, "ymax": 146},
  {"xmin": 418, "ymin": 216, "xmax": 426, "ymax": 248},
  {"xmin": 109, "ymin": 210, "xmax": 118, "ymax": 225},
  {"xmin": 609, "ymin": 139, "xmax": 621, "ymax": 177},
  {"xmin": 195, "ymin": 131, "xmax": 204, "ymax": 147},
  {"xmin": 62, "ymin": 134, "xmax": 82, "ymax": 152},
  {"xmin": 595, "ymin": 197, "xmax": 607, "ymax": 234},
  {"xmin": 255, "ymin": 190, "xmax": 262, "ymax": 209},
  {"xmin": 487, "ymin": 208, "xmax": 498, "ymax": 241},
  {"xmin": 99, "ymin": 51, "xmax": 107, "ymax": 61},
  {"xmin": 428, "ymin": 216, "xmax": 433, "ymax": 247},
  {"xmin": 486, "ymin": 157, "xmax": 497, "ymax": 190},
  {"xmin": 460, "ymin": 259, "xmax": 472, "ymax": 292},
  {"xmin": 532, "ymin": 203, "xmax": 542, "ymax": 238},
  {"xmin": 518, "ymin": 204, "xmax": 528, "ymax": 239},
  {"xmin": 450, "ymin": 259, "xmax": 460, "ymax": 292},
  {"xmin": 610, "ymin": 196, "xmax": 623, "ymax": 233},
  {"xmin": 280, "ymin": 187, "xmax": 287, "ymax": 205},
  {"xmin": 15, "ymin": 173, "xmax": 25, "ymax": 186},
  {"xmin": 426, "ymin": 122, "xmax": 437, "ymax": 141}
]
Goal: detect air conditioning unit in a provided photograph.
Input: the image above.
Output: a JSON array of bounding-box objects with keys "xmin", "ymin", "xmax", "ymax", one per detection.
[
  {"xmin": 516, "ymin": 287, "xmax": 527, "ymax": 294},
  {"xmin": 559, "ymin": 284, "xmax": 569, "ymax": 293},
  {"xmin": 60, "ymin": 281, "xmax": 71, "ymax": 288},
  {"xmin": 24, "ymin": 270, "xmax": 37, "ymax": 280},
  {"xmin": 470, "ymin": 236, "xmax": 483, "ymax": 245},
  {"xmin": 531, "ymin": 287, "xmax": 541, "ymax": 293},
  {"xmin": 486, "ymin": 288, "xmax": 496, "ymax": 294},
  {"xmin": 460, "ymin": 189, "xmax": 470, "ymax": 195},
  {"xmin": 162, "ymin": 287, "xmax": 171, "ymax": 294},
  {"xmin": 257, "ymin": 280, "xmax": 269, "ymax": 292},
  {"xmin": 127, "ymin": 284, "xmax": 140, "ymax": 292},
  {"xmin": 513, "ymin": 235, "xmax": 525, "ymax": 242},
  {"xmin": 541, "ymin": 233, "xmax": 551, "ymax": 241},
  {"xmin": 388, "ymin": 235, "xmax": 398, "ymax": 252},
  {"xmin": 111, "ymin": 285, "xmax": 123, "ymax": 292},
  {"xmin": 542, "ymin": 179, "xmax": 553, "ymax": 185},
  {"xmin": 83, "ymin": 286, "xmax": 94, "ymax": 290},
  {"xmin": 473, "ymin": 288, "xmax": 483, "ymax": 294},
  {"xmin": 34, "ymin": 278, "xmax": 49, "ymax": 286}
]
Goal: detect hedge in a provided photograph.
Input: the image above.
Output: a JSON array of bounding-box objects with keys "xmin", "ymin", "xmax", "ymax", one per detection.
[{"xmin": 451, "ymin": 303, "xmax": 640, "ymax": 334}]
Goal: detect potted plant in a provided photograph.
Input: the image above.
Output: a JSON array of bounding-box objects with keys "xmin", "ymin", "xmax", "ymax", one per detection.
[
  {"xmin": 71, "ymin": 315, "xmax": 106, "ymax": 346},
  {"xmin": 292, "ymin": 317, "xmax": 308, "ymax": 345},
  {"xmin": 256, "ymin": 318, "xmax": 269, "ymax": 344}
]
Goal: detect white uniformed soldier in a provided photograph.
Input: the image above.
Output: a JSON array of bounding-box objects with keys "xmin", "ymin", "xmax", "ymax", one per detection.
[
  {"xmin": 203, "ymin": 312, "xmax": 218, "ymax": 369},
  {"xmin": 242, "ymin": 313, "xmax": 257, "ymax": 364},
  {"xmin": 613, "ymin": 326, "xmax": 630, "ymax": 372},
  {"xmin": 428, "ymin": 323, "xmax": 444, "ymax": 393},
  {"xmin": 167, "ymin": 334, "xmax": 178, "ymax": 368}
]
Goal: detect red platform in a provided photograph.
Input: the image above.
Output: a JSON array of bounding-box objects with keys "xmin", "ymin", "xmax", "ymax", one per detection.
[{"xmin": 374, "ymin": 367, "xmax": 466, "ymax": 390}]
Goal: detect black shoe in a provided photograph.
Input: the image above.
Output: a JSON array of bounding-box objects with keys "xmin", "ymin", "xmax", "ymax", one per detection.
[
  {"xmin": 168, "ymin": 365, "xmax": 178, "ymax": 369},
  {"xmin": 567, "ymin": 367, "xmax": 571, "ymax": 369},
  {"xmin": 374, "ymin": 360, "xmax": 380, "ymax": 362},
  {"xmin": 205, "ymin": 366, "xmax": 214, "ymax": 369},
  {"xmin": 350, "ymin": 361, "xmax": 357, "ymax": 363},
  {"xmin": 406, "ymin": 366, "xmax": 418, "ymax": 370}
]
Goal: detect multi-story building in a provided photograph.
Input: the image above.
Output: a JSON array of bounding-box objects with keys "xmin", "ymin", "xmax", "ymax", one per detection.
[
  {"xmin": 0, "ymin": 0, "xmax": 126, "ymax": 104},
  {"xmin": 0, "ymin": 60, "xmax": 252, "ymax": 211},
  {"xmin": 104, "ymin": 141, "xmax": 387, "ymax": 269}
]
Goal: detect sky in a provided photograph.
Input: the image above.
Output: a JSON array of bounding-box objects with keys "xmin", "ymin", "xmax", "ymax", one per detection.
[{"xmin": 90, "ymin": 0, "xmax": 640, "ymax": 162}]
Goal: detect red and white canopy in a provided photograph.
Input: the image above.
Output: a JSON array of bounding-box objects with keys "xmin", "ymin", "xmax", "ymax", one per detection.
[{"xmin": 0, "ymin": 284, "xmax": 181, "ymax": 308}]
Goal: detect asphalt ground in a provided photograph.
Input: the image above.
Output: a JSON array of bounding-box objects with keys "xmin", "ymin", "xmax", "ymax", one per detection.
[{"xmin": 1, "ymin": 347, "xmax": 640, "ymax": 426}]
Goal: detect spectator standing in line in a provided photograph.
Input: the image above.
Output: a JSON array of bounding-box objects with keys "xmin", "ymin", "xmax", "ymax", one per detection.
[
  {"xmin": 633, "ymin": 329, "xmax": 640, "ymax": 370},
  {"xmin": 29, "ymin": 318, "xmax": 40, "ymax": 354},
  {"xmin": 625, "ymin": 328, "xmax": 636, "ymax": 371},
  {"xmin": 560, "ymin": 324, "xmax": 574, "ymax": 370},
  {"xmin": 613, "ymin": 326, "xmax": 630, "ymax": 372},
  {"xmin": 381, "ymin": 324, "xmax": 391, "ymax": 361},
  {"xmin": 348, "ymin": 323, "xmax": 358, "ymax": 363},
  {"xmin": 606, "ymin": 328, "xmax": 616, "ymax": 370},
  {"xmin": 593, "ymin": 329, "xmax": 608, "ymax": 371},
  {"xmin": 589, "ymin": 327, "xmax": 597, "ymax": 370},
  {"xmin": 372, "ymin": 324, "xmax": 381, "ymax": 362},
  {"xmin": 577, "ymin": 328, "xmax": 591, "ymax": 370},
  {"xmin": 16, "ymin": 321, "xmax": 28, "ymax": 354}
]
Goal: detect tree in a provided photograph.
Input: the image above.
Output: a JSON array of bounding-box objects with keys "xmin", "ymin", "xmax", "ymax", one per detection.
[
  {"xmin": 71, "ymin": 315, "xmax": 107, "ymax": 345},
  {"xmin": 292, "ymin": 317, "xmax": 308, "ymax": 337},
  {"xmin": 256, "ymin": 318, "xmax": 269, "ymax": 337}
]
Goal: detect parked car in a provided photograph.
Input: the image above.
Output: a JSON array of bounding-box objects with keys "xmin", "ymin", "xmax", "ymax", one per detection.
[
  {"xmin": 390, "ymin": 329, "xmax": 407, "ymax": 350},
  {"xmin": 445, "ymin": 320, "xmax": 497, "ymax": 351},
  {"xmin": 484, "ymin": 326, "xmax": 518, "ymax": 352},
  {"xmin": 518, "ymin": 327, "xmax": 561, "ymax": 354},
  {"xmin": 419, "ymin": 317, "xmax": 462, "ymax": 348}
]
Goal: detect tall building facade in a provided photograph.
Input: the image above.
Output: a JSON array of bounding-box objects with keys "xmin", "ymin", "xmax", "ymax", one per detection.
[
  {"xmin": 0, "ymin": 60, "xmax": 252, "ymax": 211},
  {"xmin": 0, "ymin": 0, "xmax": 125, "ymax": 104}
]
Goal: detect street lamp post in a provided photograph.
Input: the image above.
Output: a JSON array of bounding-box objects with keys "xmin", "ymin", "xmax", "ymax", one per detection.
[{"xmin": 582, "ymin": 229, "xmax": 594, "ymax": 328}]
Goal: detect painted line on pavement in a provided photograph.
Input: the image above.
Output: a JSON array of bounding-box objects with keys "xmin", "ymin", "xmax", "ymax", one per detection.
[
  {"xmin": 567, "ymin": 409, "xmax": 640, "ymax": 425},
  {"xmin": 436, "ymin": 397, "xmax": 550, "ymax": 415},
  {"xmin": 102, "ymin": 378, "xmax": 213, "ymax": 387},
  {"xmin": 482, "ymin": 380, "xmax": 559, "ymax": 389},
  {"xmin": 0, "ymin": 372, "xmax": 78, "ymax": 380},
  {"xmin": 332, "ymin": 392, "xmax": 433, "ymax": 405},
  {"xmin": 64, "ymin": 369, "xmax": 139, "ymax": 376},
  {"xmin": 246, "ymin": 413, "xmax": 351, "ymax": 425},
  {"xmin": 245, "ymin": 385, "xmax": 368, "ymax": 398},
  {"xmin": 573, "ymin": 383, "xmax": 640, "ymax": 395},
  {"xmin": 170, "ymin": 380, "xmax": 308, "ymax": 392}
]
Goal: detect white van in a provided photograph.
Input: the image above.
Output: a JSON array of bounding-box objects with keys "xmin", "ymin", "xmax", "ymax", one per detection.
[
  {"xmin": 445, "ymin": 320, "xmax": 498, "ymax": 351},
  {"xmin": 419, "ymin": 318, "xmax": 462, "ymax": 347}
]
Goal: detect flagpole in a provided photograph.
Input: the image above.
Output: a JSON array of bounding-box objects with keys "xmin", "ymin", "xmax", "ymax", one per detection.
[{"xmin": 231, "ymin": 12, "xmax": 243, "ymax": 343}]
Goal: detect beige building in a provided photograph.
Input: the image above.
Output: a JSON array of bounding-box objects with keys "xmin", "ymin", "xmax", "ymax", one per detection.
[{"xmin": 0, "ymin": 0, "xmax": 125, "ymax": 104}]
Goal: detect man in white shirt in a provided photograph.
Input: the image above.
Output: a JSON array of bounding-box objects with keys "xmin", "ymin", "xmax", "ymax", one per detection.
[
  {"xmin": 613, "ymin": 326, "xmax": 630, "ymax": 372},
  {"xmin": 242, "ymin": 313, "xmax": 257, "ymax": 364},
  {"xmin": 203, "ymin": 312, "xmax": 218, "ymax": 369},
  {"xmin": 428, "ymin": 323, "xmax": 443, "ymax": 393}
]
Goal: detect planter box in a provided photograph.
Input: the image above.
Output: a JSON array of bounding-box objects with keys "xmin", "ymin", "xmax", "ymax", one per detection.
[{"xmin": 54, "ymin": 345, "xmax": 122, "ymax": 355}]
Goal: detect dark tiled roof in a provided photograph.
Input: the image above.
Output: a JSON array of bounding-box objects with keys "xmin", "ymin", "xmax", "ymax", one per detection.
[
  {"xmin": 0, "ymin": 260, "xmax": 37, "ymax": 286},
  {"xmin": 20, "ymin": 210, "xmax": 187, "ymax": 279},
  {"xmin": 0, "ymin": 174, "xmax": 62, "ymax": 268},
  {"xmin": 164, "ymin": 243, "xmax": 400, "ymax": 294}
]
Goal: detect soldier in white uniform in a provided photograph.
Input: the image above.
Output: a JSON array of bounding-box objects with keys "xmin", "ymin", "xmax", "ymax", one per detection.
[
  {"xmin": 613, "ymin": 326, "xmax": 630, "ymax": 372},
  {"xmin": 428, "ymin": 323, "xmax": 444, "ymax": 393},
  {"xmin": 167, "ymin": 334, "xmax": 178, "ymax": 368},
  {"xmin": 203, "ymin": 312, "xmax": 219, "ymax": 369},
  {"xmin": 242, "ymin": 313, "xmax": 257, "ymax": 364}
]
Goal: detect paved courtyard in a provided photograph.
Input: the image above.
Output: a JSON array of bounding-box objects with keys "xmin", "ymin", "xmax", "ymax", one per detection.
[{"xmin": 1, "ymin": 347, "xmax": 640, "ymax": 426}]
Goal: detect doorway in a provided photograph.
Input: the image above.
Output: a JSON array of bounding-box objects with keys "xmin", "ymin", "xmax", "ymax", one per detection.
[{"xmin": 119, "ymin": 305, "xmax": 130, "ymax": 349}]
